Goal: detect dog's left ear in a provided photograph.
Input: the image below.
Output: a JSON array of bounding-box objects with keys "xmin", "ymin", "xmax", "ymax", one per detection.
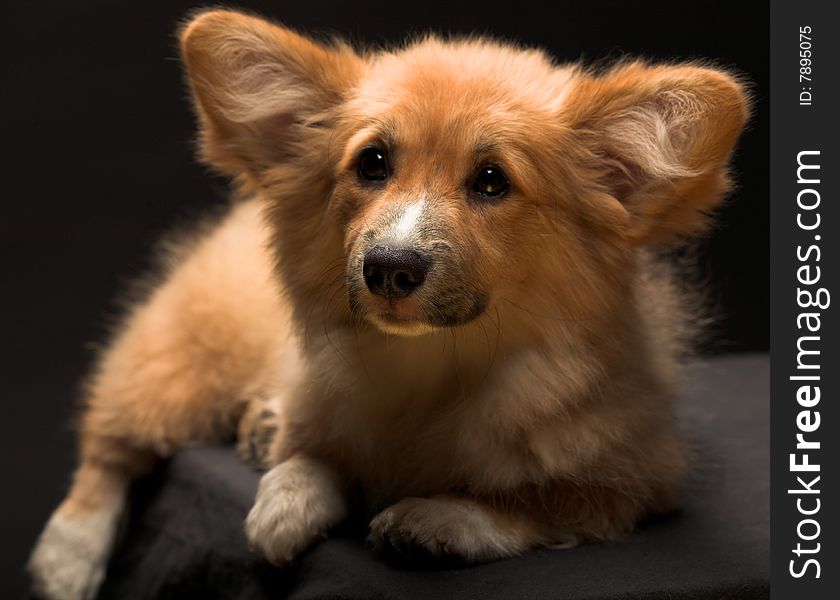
[
  {"xmin": 565, "ymin": 62, "xmax": 750, "ymax": 245},
  {"xmin": 180, "ymin": 10, "xmax": 365, "ymax": 185}
]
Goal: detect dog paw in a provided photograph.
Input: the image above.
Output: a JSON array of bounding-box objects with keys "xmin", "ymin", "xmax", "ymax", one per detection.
[
  {"xmin": 28, "ymin": 510, "xmax": 119, "ymax": 600},
  {"xmin": 368, "ymin": 496, "xmax": 525, "ymax": 563},
  {"xmin": 236, "ymin": 396, "xmax": 281, "ymax": 470},
  {"xmin": 245, "ymin": 456, "xmax": 346, "ymax": 565}
]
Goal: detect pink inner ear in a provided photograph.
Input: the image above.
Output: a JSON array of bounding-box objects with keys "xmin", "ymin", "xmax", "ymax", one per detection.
[
  {"xmin": 249, "ymin": 112, "xmax": 298, "ymax": 165},
  {"xmin": 599, "ymin": 149, "xmax": 651, "ymax": 205}
]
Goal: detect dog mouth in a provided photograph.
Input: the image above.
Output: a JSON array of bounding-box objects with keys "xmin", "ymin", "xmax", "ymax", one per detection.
[
  {"xmin": 347, "ymin": 289, "xmax": 488, "ymax": 337},
  {"xmin": 378, "ymin": 310, "xmax": 423, "ymax": 324},
  {"xmin": 366, "ymin": 298, "xmax": 436, "ymax": 336},
  {"xmin": 345, "ymin": 247, "xmax": 488, "ymax": 336},
  {"xmin": 369, "ymin": 309, "xmax": 436, "ymax": 336}
]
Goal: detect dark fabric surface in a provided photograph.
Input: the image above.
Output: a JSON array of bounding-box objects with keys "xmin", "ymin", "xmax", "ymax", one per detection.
[{"xmin": 94, "ymin": 354, "xmax": 769, "ymax": 600}]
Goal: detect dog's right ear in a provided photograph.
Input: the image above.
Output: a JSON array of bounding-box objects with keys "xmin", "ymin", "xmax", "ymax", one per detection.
[{"xmin": 180, "ymin": 10, "xmax": 364, "ymax": 184}]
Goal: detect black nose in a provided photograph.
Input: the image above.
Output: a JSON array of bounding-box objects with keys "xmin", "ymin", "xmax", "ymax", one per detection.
[{"xmin": 363, "ymin": 245, "xmax": 429, "ymax": 299}]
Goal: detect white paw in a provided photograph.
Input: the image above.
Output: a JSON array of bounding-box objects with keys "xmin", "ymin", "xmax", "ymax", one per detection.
[
  {"xmin": 28, "ymin": 507, "xmax": 121, "ymax": 600},
  {"xmin": 245, "ymin": 456, "xmax": 346, "ymax": 565},
  {"xmin": 368, "ymin": 497, "xmax": 526, "ymax": 563}
]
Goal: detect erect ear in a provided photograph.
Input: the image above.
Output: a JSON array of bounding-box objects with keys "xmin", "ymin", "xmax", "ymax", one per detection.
[
  {"xmin": 179, "ymin": 10, "xmax": 364, "ymax": 186},
  {"xmin": 565, "ymin": 61, "xmax": 750, "ymax": 245}
]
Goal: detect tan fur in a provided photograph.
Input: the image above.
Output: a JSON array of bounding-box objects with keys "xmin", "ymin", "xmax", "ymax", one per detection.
[{"xmin": 29, "ymin": 9, "xmax": 749, "ymax": 599}]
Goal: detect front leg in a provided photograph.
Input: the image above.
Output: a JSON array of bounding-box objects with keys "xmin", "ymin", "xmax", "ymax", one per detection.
[
  {"xmin": 246, "ymin": 455, "xmax": 346, "ymax": 564},
  {"xmin": 236, "ymin": 395, "xmax": 282, "ymax": 471},
  {"xmin": 368, "ymin": 495, "xmax": 549, "ymax": 563}
]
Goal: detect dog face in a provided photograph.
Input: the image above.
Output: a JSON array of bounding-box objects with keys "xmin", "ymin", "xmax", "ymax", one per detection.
[
  {"xmin": 332, "ymin": 44, "xmax": 579, "ymax": 336},
  {"xmin": 180, "ymin": 11, "xmax": 748, "ymax": 338}
]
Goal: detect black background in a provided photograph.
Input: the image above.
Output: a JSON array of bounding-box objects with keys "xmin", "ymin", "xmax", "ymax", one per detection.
[{"xmin": 1, "ymin": 1, "xmax": 768, "ymax": 597}]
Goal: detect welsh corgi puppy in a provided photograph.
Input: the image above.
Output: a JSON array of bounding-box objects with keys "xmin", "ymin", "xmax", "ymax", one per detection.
[{"xmin": 29, "ymin": 9, "xmax": 749, "ymax": 600}]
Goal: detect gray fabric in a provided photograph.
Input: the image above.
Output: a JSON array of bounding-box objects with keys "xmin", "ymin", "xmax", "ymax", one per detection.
[{"xmin": 97, "ymin": 354, "xmax": 769, "ymax": 599}]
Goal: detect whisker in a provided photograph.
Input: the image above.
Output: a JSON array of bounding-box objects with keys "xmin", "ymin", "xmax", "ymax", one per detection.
[
  {"xmin": 303, "ymin": 258, "xmax": 346, "ymax": 348},
  {"xmin": 500, "ymin": 296, "xmax": 595, "ymax": 324}
]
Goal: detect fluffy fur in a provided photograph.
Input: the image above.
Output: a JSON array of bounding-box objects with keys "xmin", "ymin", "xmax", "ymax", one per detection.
[{"xmin": 29, "ymin": 9, "xmax": 749, "ymax": 600}]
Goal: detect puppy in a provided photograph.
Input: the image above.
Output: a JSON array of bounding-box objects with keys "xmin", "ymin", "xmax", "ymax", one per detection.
[{"xmin": 28, "ymin": 9, "xmax": 749, "ymax": 600}]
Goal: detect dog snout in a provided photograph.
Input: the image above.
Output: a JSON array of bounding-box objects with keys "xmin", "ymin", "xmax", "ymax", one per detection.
[{"xmin": 363, "ymin": 245, "xmax": 429, "ymax": 299}]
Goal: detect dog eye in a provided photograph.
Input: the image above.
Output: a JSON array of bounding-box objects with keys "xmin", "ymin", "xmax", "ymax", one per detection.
[
  {"xmin": 472, "ymin": 165, "xmax": 510, "ymax": 198},
  {"xmin": 358, "ymin": 148, "xmax": 389, "ymax": 182}
]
